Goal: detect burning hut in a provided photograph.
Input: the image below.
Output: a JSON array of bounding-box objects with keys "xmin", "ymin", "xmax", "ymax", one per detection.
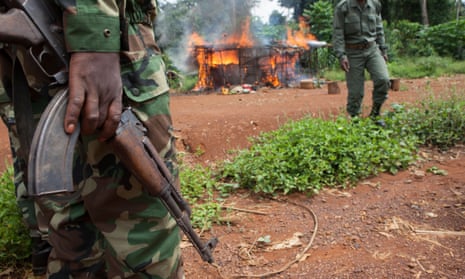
[
  {"xmin": 191, "ymin": 43, "xmax": 304, "ymax": 89},
  {"xmin": 188, "ymin": 18, "xmax": 323, "ymax": 92}
]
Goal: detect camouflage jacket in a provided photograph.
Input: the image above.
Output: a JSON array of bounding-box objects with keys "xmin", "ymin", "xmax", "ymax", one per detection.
[
  {"xmin": 1, "ymin": 1, "xmax": 168, "ymax": 103},
  {"xmin": 55, "ymin": 0, "xmax": 158, "ymax": 53},
  {"xmin": 332, "ymin": 0, "xmax": 387, "ymax": 60},
  {"xmin": 54, "ymin": 0, "xmax": 169, "ymax": 102}
]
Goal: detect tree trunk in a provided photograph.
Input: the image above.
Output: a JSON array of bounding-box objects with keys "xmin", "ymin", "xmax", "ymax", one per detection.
[
  {"xmin": 457, "ymin": 0, "xmax": 462, "ymax": 23},
  {"xmin": 420, "ymin": 0, "xmax": 429, "ymax": 26}
]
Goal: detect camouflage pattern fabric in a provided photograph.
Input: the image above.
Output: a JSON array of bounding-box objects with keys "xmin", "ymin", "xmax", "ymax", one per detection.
[
  {"xmin": 41, "ymin": 92, "xmax": 183, "ymax": 278},
  {"xmin": 1, "ymin": 0, "xmax": 183, "ymax": 277},
  {"xmin": 0, "ymin": 49, "xmax": 49, "ymax": 239}
]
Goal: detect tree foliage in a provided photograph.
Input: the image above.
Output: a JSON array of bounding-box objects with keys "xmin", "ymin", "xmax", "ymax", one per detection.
[
  {"xmin": 379, "ymin": 0, "xmax": 457, "ymax": 25},
  {"xmin": 386, "ymin": 19, "xmax": 465, "ymax": 59},
  {"xmin": 425, "ymin": 19, "xmax": 465, "ymax": 59},
  {"xmin": 302, "ymin": 0, "xmax": 333, "ymax": 42},
  {"xmin": 277, "ymin": 0, "xmax": 459, "ymax": 25},
  {"xmin": 158, "ymin": 0, "xmax": 258, "ymax": 41}
]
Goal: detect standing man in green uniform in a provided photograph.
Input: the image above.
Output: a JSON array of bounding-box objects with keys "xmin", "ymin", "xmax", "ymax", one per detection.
[
  {"xmin": 332, "ymin": 0, "xmax": 390, "ymax": 124},
  {"xmin": 0, "ymin": 0, "xmax": 184, "ymax": 277}
]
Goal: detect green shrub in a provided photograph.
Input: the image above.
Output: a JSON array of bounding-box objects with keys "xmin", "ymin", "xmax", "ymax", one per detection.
[
  {"xmin": 387, "ymin": 94, "xmax": 465, "ymax": 149},
  {"xmin": 221, "ymin": 93, "xmax": 465, "ymax": 195},
  {"xmin": 425, "ymin": 20, "xmax": 465, "ymax": 59},
  {"xmin": 386, "ymin": 20, "xmax": 465, "ymax": 60},
  {"xmin": 387, "ymin": 20, "xmax": 435, "ymax": 58},
  {"xmin": 323, "ymin": 56, "xmax": 465, "ymax": 81},
  {"xmin": 179, "ymin": 162, "xmax": 222, "ymax": 230},
  {"xmin": 180, "ymin": 74, "xmax": 199, "ymax": 92},
  {"xmin": 221, "ymin": 116, "xmax": 418, "ymax": 195},
  {"xmin": 303, "ymin": 0, "xmax": 334, "ymax": 43},
  {"xmin": 0, "ymin": 167, "xmax": 31, "ymax": 265}
]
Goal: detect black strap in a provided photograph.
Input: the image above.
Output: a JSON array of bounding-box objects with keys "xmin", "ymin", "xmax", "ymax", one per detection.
[{"xmin": 12, "ymin": 54, "xmax": 35, "ymax": 165}]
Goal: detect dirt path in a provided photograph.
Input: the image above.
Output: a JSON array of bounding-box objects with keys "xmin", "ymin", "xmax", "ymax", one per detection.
[
  {"xmin": 171, "ymin": 75, "xmax": 465, "ymax": 278},
  {"xmin": 1, "ymin": 75, "xmax": 465, "ymax": 278}
]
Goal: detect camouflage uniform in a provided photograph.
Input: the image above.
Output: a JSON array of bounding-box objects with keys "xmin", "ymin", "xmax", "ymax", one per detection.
[
  {"xmin": 332, "ymin": 0, "xmax": 390, "ymax": 117},
  {"xmin": 0, "ymin": 44, "xmax": 53, "ymax": 275},
  {"xmin": 1, "ymin": 0, "xmax": 183, "ymax": 278}
]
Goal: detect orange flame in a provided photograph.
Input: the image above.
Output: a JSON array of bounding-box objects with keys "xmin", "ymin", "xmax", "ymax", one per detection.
[
  {"xmin": 286, "ymin": 17, "xmax": 316, "ymax": 49},
  {"xmin": 211, "ymin": 50, "xmax": 239, "ymax": 65},
  {"xmin": 189, "ymin": 32, "xmax": 207, "ymax": 47},
  {"xmin": 190, "ymin": 17, "xmax": 318, "ymax": 90}
]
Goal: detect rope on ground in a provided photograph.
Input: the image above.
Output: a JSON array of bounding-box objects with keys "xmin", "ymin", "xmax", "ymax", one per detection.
[{"xmin": 213, "ymin": 198, "xmax": 319, "ymax": 278}]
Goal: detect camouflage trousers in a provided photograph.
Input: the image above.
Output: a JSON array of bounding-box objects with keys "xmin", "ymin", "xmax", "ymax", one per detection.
[
  {"xmin": 1, "ymin": 20, "xmax": 183, "ymax": 277},
  {"xmin": 0, "ymin": 49, "xmax": 49, "ymax": 241},
  {"xmin": 0, "ymin": 103, "xmax": 48, "ymax": 238},
  {"xmin": 0, "ymin": 93, "xmax": 184, "ymax": 278},
  {"xmin": 36, "ymin": 93, "xmax": 184, "ymax": 279}
]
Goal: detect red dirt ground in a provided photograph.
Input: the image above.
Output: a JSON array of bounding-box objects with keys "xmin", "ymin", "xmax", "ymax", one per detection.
[{"xmin": 1, "ymin": 75, "xmax": 465, "ymax": 278}]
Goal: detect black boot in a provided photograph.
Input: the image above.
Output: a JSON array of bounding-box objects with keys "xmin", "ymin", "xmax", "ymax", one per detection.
[
  {"xmin": 369, "ymin": 103, "xmax": 386, "ymax": 127},
  {"xmin": 31, "ymin": 237, "xmax": 52, "ymax": 276},
  {"xmin": 369, "ymin": 103, "xmax": 382, "ymax": 117}
]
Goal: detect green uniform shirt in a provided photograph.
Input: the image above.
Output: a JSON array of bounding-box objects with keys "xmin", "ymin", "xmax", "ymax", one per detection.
[
  {"xmin": 53, "ymin": 0, "xmax": 169, "ymax": 101},
  {"xmin": 55, "ymin": 0, "xmax": 157, "ymax": 52},
  {"xmin": 332, "ymin": 0, "xmax": 387, "ymax": 60}
]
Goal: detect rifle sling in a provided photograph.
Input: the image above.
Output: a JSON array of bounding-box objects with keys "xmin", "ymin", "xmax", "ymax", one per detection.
[{"xmin": 12, "ymin": 54, "xmax": 35, "ymax": 170}]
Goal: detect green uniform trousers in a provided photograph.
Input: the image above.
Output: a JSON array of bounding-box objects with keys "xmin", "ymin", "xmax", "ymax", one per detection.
[{"xmin": 345, "ymin": 44, "xmax": 390, "ymax": 117}]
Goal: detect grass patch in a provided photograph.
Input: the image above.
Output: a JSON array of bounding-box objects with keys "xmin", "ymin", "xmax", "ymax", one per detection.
[
  {"xmin": 323, "ymin": 56, "xmax": 465, "ymax": 81},
  {"xmin": 0, "ymin": 167, "xmax": 31, "ymax": 266},
  {"xmin": 178, "ymin": 159, "xmax": 223, "ymax": 232},
  {"xmin": 388, "ymin": 56, "xmax": 465, "ymax": 79}
]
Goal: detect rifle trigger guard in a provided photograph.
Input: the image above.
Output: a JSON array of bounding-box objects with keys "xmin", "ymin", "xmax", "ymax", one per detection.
[{"xmin": 28, "ymin": 89, "xmax": 79, "ymax": 196}]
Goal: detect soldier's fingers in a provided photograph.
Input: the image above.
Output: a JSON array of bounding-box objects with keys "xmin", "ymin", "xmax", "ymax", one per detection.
[
  {"xmin": 80, "ymin": 90, "xmax": 100, "ymax": 135},
  {"xmin": 98, "ymin": 99, "xmax": 122, "ymax": 142},
  {"xmin": 64, "ymin": 83, "xmax": 85, "ymax": 135},
  {"xmin": 340, "ymin": 59, "xmax": 349, "ymax": 72}
]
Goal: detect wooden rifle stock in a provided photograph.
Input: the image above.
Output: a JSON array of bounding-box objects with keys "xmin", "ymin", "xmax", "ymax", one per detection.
[{"xmin": 110, "ymin": 109, "xmax": 218, "ymax": 264}]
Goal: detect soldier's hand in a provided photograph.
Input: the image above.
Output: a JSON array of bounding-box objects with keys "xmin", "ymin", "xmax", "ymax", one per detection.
[
  {"xmin": 340, "ymin": 57, "xmax": 350, "ymax": 72},
  {"xmin": 64, "ymin": 52, "xmax": 123, "ymax": 141}
]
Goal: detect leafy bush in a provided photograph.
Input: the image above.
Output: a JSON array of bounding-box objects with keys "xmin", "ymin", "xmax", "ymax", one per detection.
[
  {"xmin": 221, "ymin": 116, "xmax": 418, "ymax": 195},
  {"xmin": 387, "ymin": 95, "xmax": 465, "ymax": 149},
  {"xmin": 321, "ymin": 56, "xmax": 465, "ymax": 81},
  {"xmin": 221, "ymin": 93, "xmax": 465, "ymax": 196},
  {"xmin": 425, "ymin": 20, "xmax": 465, "ymax": 59},
  {"xmin": 386, "ymin": 20, "xmax": 435, "ymax": 58},
  {"xmin": 303, "ymin": 0, "xmax": 334, "ymax": 43},
  {"xmin": 0, "ymin": 167, "xmax": 31, "ymax": 265},
  {"xmin": 386, "ymin": 20, "xmax": 465, "ymax": 60}
]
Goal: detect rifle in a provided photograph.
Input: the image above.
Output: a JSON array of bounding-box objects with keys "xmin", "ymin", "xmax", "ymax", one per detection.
[
  {"xmin": 1, "ymin": 0, "xmax": 218, "ymax": 264},
  {"xmin": 0, "ymin": 0, "xmax": 68, "ymax": 84}
]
